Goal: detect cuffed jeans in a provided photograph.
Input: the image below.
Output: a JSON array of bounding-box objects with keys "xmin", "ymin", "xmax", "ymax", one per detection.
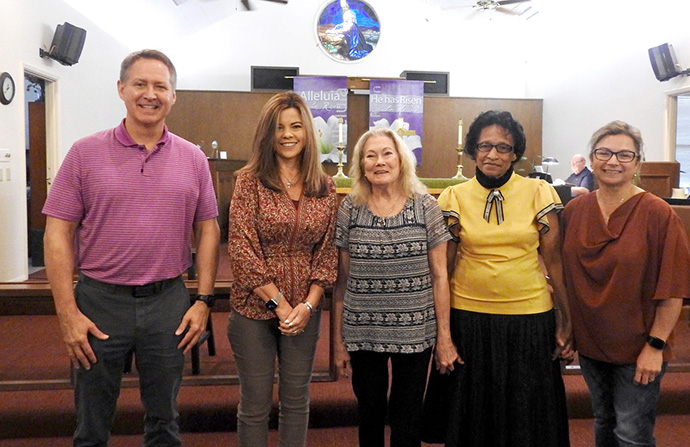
[
  {"xmin": 349, "ymin": 348, "xmax": 433, "ymax": 447},
  {"xmin": 579, "ymin": 355, "xmax": 666, "ymax": 447},
  {"xmin": 227, "ymin": 309, "xmax": 321, "ymax": 447},
  {"xmin": 72, "ymin": 276, "xmax": 189, "ymax": 447}
]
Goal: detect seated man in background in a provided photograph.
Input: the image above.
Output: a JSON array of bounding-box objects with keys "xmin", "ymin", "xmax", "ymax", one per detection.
[{"xmin": 566, "ymin": 154, "xmax": 595, "ymax": 196}]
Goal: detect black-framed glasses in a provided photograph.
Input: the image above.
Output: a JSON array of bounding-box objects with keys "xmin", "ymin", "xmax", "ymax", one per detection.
[
  {"xmin": 592, "ymin": 148, "xmax": 638, "ymax": 163},
  {"xmin": 476, "ymin": 142, "xmax": 513, "ymax": 154}
]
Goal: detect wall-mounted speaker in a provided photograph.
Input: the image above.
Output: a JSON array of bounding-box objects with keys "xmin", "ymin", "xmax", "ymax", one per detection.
[
  {"xmin": 40, "ymin": 22, "xmax": 87, "ymax": 66},
  {"xmin": 400, "ymin": 70, "xmax": 449, "ymax": 95},
  {"xmin": 648, "ymin": 43, "xmax": 680, "ymax": 82},
  {"xmin": 251, "ymin": 66, "xmax": 299, "ymax": 91}
]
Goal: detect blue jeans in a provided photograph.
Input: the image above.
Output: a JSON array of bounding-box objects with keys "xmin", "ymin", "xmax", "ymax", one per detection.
[
  {"xmin": 227, "ymin": 309, "xmax": 321, "ymax": 447},
  {"xmin": 73, "ymin": 276, "xmax": 189, "ymax": 447},
  {"xmin": 579, "ymin": 355, "xmax": 666, "ymax": 447}
]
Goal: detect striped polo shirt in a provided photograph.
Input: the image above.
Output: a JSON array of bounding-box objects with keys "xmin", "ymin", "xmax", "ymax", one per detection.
[{"xmin": 43, "ymin": 120, "xmax": 218, "ymax": 285}]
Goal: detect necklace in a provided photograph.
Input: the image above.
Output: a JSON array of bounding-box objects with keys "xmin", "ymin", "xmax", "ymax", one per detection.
[
  {"xmin": 596, "ymin": 188, "xmax": 638, "ymax": 223},
  {"xmin": 282, "ymin": 173, "xmax": 299, "ymax": 189},
  {"xmin": 370, "ymin": 194, "xmax": 404, "ymax": 224},
  {"xmin": 596, "ymin": 189, "xmax": 632, "ymax": 205}
]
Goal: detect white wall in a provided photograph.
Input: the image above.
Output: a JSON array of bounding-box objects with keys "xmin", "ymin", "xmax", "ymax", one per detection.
[
  {"xmin": 164, "ymin": 0, "xmax": 690, "ymax": 181},
  {"xmin": 0, "ymin": 0, "xmax": 128, "ymax": 281},
  {"xmin": 526, "ymin": 0, "xmax": 690, "ymax": 180},
  {"xmin": 165, "ymin": 0, "xmax": 532, "ymax": 98}
]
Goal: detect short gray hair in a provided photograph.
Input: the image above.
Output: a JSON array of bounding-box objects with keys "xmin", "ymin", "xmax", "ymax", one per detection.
[
  {"xmin": 120, "ymin": 49, "xmax": 177, "ymax": 90},
  {"xmin": 589, "ymin": 121, "xmax": 644, "ymax": 161}
]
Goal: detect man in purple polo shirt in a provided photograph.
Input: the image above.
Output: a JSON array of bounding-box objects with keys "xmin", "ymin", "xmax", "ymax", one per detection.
[{"xmin": 43, "ymin": 49, "xmax": 220, "ymax": 447}]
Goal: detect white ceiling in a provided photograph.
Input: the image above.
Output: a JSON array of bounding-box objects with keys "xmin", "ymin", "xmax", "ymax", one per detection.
[{"xmin": 63, "ymin": 0, "xmax": 536, "ymax": 50}]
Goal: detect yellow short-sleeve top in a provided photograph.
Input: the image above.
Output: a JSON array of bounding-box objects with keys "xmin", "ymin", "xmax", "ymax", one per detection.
[{"xmin": 437, "ymin": 173, "xmax": 563, "ymax": 315}]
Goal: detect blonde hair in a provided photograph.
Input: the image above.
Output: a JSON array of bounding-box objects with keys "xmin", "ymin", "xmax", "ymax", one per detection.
[
  {"xmin": 238, "ymin": 91, "xmax": 329, "ymax": 197},
  {"xmin": 348, "ymin": 127, "xmax": 426, "ymax": 205}
]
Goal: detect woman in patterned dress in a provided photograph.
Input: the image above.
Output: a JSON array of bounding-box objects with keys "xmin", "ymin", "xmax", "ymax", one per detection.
[
  {"xmin": 333, "ymin": 127, "xmax": 459, "ymax": 447},
  {"xmin": 437, "ymin": 110, "xmax": 573, "ymax": 447},
  {"xmin": 227, "ymin": 92, "xmax": 338, "ymax": 447}
]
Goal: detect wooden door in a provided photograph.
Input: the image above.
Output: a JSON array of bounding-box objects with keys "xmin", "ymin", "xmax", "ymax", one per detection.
[{"xmin": 28, "ymin": 101, "xmax": 47, "ymax": 266}]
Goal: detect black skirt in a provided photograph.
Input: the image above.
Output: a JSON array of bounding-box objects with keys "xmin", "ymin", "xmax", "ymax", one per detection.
[{"xmin": 424, "ymin": 309, "xmax": 570, "ymax": 447}]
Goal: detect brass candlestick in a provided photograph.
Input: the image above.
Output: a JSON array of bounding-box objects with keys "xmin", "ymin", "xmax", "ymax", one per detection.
[
  {"xmin": 333, "ymin": 143, "xmax": 348, "ymax": 179},
  {"xmin": 451, "ymin": 144, "xmax": 468, "ymax": 180}
]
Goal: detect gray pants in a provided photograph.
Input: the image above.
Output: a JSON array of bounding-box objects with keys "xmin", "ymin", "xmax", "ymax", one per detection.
[
  {"xmin": 227, "ymin": 309, "xmax": 321, "ymax": 447},
  {"xmin": 73, "ymin": 276, "xmax": 189, "ymax": 447}
]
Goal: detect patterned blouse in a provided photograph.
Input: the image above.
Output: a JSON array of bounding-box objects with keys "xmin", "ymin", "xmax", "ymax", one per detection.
[
  {"xmin": 228, "ymin": 171, "xmax": 338, "ymax": 320},
  {"xmin": 335, "ymin": 193, "xmax": 451, "ymax": 353}
]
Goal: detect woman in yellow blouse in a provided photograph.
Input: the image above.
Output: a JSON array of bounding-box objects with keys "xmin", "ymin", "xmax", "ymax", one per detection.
[{"xmin": 437, "ymin": 110, "xmax": 573, "ymax": 447}]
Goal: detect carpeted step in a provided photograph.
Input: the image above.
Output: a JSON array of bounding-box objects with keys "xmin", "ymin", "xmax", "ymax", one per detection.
[{"xmin": 2, "ymin": 372, "xmax": 690, "ymax": 439}]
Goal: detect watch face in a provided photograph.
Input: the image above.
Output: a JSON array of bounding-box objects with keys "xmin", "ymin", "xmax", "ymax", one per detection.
[
  {"xmin": 197, "ymin": 294, "xmax": 215, "ymax": 307},
  {"xmin": 265, "ymin": 299, "xmax": 278, "ymax": 311},
  {"xmin": 647, "ymin": 336, "xmax": 666, "ymax": 350}
]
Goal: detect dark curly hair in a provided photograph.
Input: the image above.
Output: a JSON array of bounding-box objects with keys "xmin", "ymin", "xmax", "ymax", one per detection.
[{"xmin": 464, "ymin": 110, "xmax": 526, "ymax": 165}]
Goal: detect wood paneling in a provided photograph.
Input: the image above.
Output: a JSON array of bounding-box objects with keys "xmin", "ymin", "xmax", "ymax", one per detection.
[
  {"xmin": 420, "ymin": 96, "xmax": 543, "ymax": 178},
  {"xmin": 168, "ymin": 91, "xmax": 275, "ymax": 162},
  {"xmin": 167, "ymin": 90, "xmax": 543, "ymax": 179},
  {"xmin": 672, "ymin": 205, "xmax": 690, "ymax": 240},
  {"xmin": 639, "ymin": 161, "xmax": 680, "ymax": 198},
  {"xmin": 209, "ymin": 159, "xmax": 246, "ymax": 242}
]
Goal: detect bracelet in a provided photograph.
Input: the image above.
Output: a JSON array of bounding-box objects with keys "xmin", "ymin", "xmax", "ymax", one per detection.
[{"xmin": 302, "ymin": 300, "xmax": 315, "ymax": 314}]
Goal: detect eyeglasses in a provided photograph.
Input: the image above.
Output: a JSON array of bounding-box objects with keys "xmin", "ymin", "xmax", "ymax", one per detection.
[
  {"xmin": 592, "ymin": 148, "xmax": 638, "ymax": 163},
  {"xmin": 476, "ymin": 142, "xmax": 513, "ymax": 154}
]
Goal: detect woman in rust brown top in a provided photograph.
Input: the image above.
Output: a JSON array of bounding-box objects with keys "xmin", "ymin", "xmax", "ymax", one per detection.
[
  {"xmin": 227, "ymin": 92, "xmax": 338, "ymax": 447},
  {"xmin": 562, "ymin": 121, "xmax": 690, "ymax": 447}
]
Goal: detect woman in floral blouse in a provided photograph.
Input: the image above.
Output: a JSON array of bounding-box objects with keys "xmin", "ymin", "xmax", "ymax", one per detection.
[{"xmin": 227, "ymin": 91, "xmax": 338, "ymax": 447}]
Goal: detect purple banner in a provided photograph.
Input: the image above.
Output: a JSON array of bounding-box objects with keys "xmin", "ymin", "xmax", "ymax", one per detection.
[
  {"xmin": 294, "ymin": 76, "xmax": 348, "ymax": 163},
  {"xmin": 369, "ymin": 79, "xmax": 424, "ymax": 165}
]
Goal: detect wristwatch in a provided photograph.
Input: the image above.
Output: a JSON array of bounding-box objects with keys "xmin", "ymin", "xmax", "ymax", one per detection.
[
  {"xmin": 646, "ymin": 335, "xmax": 666, "ymax": 350},
  {"xmin": 195, "ymin": 294, "xmax": 216, "ymax": 308},
  {"xmin": 265, "ymin": 292, "xmax": 284, "ymax": 311}
]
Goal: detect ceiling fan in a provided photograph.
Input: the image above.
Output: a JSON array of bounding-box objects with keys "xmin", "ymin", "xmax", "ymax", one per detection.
[
  {"xmin": 172, "ymin": 0, "xmax": 287, "ymax": 10},
  {"xmin": 241, "ymin": 0, "xmax": 288, "ymax": 11},
  {"xmin": 471, "ymin": 0, "xmax": 531, "ymax": 15}
]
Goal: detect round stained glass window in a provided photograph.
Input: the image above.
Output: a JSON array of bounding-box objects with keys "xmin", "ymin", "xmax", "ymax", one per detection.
[{"xmin": 315, "ymin": 0, "xmax": 380, "ymax": 63}]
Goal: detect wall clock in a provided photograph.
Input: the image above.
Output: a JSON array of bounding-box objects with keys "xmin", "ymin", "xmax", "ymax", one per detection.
[
  {"xmin": 316, "ymin": 0, "xmax": 380, "ymax": 63},
  {"xmin": 0, "ymin": 72, "xmax": 15, "ymax": 105}
]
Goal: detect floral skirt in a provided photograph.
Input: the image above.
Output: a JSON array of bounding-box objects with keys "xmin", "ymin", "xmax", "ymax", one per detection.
[{"xmin": 438, "ymin": 309, "xmax": 570, "ymax": 447}]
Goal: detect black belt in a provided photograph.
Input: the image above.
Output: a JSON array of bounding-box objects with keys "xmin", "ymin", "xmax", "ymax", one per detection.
[{"xmin": 79, "ymin": 274, "xmax": 181, "ymax": 298}]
